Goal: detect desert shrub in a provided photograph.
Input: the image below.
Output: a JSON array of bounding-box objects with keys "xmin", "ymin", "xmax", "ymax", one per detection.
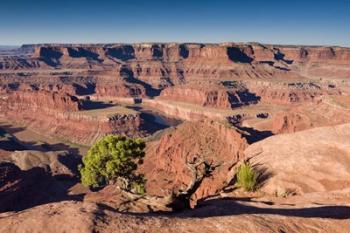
[
  {"xmin": 236, "ymin": 162, "xmax": 258, "ymax": 192},
  {"xmin": 79, "ymin": 135, "xmax": 146, "ymax": 194}
]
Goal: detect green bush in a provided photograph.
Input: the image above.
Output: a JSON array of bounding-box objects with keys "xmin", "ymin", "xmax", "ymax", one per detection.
[
  {"xmin": 79, "ymin": 135, "xmax": 146, "ymax": 194},
  {"xmin": 236, "ymin": 162, "xmax": 258, "ymax": 192}
]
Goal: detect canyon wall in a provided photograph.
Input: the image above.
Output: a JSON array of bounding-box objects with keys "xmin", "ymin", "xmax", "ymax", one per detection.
[
  {"xmin": 0, "ymin": 90, "xmax": 144, "ymax": 145},
  {"xmin": 159, "ymin": 87, "xmax": 233, "ymax": 108},
  {"xmin": 2, "ymin": 43, "xmax": 348, "ymax": 88},
  {"xmin": 1, "ymin": 42, "xmax": 350, "ymax": 144},
  {"xmin": 2, "ymin": 43, "xmax": 349, "ymax": 101},
  {"xmin": 1, "ymin": 89, "xmax": 82, "ymax": 111},
  {"xmin": 24, "ymin": 43, "xmax": 350, "ymax": 66},
  {"xmin": 143, "ymin": 99, "xmax": 226, "ymax": 121},
  {"xmin": 159, "ymin": 86, "xmax": 260, "ymax": 109}
]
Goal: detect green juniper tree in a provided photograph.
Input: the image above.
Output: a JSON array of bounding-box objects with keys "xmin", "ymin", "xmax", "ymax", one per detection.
[{"xmin": 79, "ymin": 135, "xmax": 146, "ymax": 194}]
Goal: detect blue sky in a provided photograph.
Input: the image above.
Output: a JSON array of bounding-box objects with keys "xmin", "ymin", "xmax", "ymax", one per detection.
[{"xmin": 0, "ymin": 0, "xmax": 349, "ymax": 46}]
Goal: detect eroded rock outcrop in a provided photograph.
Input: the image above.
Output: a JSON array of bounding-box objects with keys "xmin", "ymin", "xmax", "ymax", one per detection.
[
  {"xmin": 2, "ymin": 109, "xmax": 144, "ymax": 145},
  {"xmin": 246, "ymin": 81, "xmax": 339, "ymax": 105},
  {"xmin": 0, "ymin": 89, "xmax": 82, "ymax": 112},
  {"xmin": 159, "ymin": 85, "xmax": 260, "ymax": 109},
  {"xmin": 142, "ymin": 121, "xmax": 247, "ymax": 207},
  {"xmin": 0, "ymin": 90, "xmax": 145, "ymax": 145},
  {"xmin": 272, "ymin": 111, "xmax": 313, "ymax": 134},
  {"xmin": 160, "ymin": 87, "xmax": 233, "ymax": 108}
]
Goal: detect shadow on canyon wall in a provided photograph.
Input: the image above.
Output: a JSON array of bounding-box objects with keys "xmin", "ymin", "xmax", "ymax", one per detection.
[
  {"xmin": 0, "ymin": 127, "xmax": 27, "ymax": 151},
  {"xmin": 67, "ymin": 47, "xmax": 103, "ymax": 63},
  {"xmin": 39, "ymin": 47, "xmax": 63, "ymax": 67},
  {"xmin": 120, "ymin": 65, "xmax": 161, "ymax": 97},
  {"xmin": 0, "ymin": 124, "xmax": 81, "ymax": 155},
  {"xmin": 106, "ymin": 46, "xmax": 135, "ymax": 61},
  {"xmin": 0, "ymin": 162, "xmax": 84, "ymax": 213},
  {"xmin": 237, "ymin": 126, "xmax": 274, "ymax": 144},
  {"xmin": 229, "ymin": 91, "xmax": 261, "ymax": 108},
  {"xmin": 81, "ymin": 100, "xmax": 114, "ymax": 110},
  {"xmin": 126, "ymin": 105, "xmax": 182, "ymax": 134},
  {"xmin": 74, "ymin": 83, "xmax": 96, "ymax": 95},
  {"xmin": 227, "ymin": 47, "xmax": 253, "ymax": 63}
]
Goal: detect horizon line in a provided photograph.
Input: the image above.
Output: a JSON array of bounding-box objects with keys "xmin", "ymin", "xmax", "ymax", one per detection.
[{"xmin": 2, "ymin": 41, "xmax": 350, "ymax": 49}]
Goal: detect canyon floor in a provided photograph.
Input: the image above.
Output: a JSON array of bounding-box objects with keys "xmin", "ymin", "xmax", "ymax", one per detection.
[{"xmin": 0, "ymin": 43, "xmax": 350, "ymax": 232}]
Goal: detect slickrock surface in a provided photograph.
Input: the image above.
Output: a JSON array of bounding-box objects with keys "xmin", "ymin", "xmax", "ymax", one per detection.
[
  {"xmin": 1, "ymin": 200, "xmax": 350, "ymax": 233},
  {"xmin": 245, "ymin": 123, "xmax": 350, "ymax": 197},
  {"xmin": 84, "ymin": 185, "xmax": 174, "ymax": 213}
]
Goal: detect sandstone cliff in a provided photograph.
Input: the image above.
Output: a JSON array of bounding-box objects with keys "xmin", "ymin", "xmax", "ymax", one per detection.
[{"xmin": 0, "ymin": 90, "xmax": 145, "ymax": 145}]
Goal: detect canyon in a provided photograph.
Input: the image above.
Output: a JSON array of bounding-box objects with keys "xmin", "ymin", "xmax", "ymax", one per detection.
[{"xmin": 1, "ymin": 42, "xmax": 350, "ymax": 232}]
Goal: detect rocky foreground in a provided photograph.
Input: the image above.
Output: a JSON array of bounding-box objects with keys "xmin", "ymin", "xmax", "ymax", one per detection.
[
  {"xmin": 1, "ymin": 200, "xmax": 350, "ymax": 233},
  {"xmin": 1, "ymin": 123, "xmax": 350, "ymax": 232}
]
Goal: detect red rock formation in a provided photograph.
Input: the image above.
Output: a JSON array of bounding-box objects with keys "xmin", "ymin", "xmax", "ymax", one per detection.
[
  {"xmin": 143, "ymin": 99, "xmax": 225, "ymax": 121},
  {"xmin": 278, "ymin": 46, "xmax": 350, "ymax": 64},
  {"xmin": 2, "ymin": 109, "xmax": 144, "ymax": 145},
  {"xmin": 272, "ymin": 111, "xmax": 313, "ymax": 134},
  {"xmin": 159, "ymin": 85, "xmax": 260, "ymax": 109},
  {"xmin": 0, "ymin": 90, "xmax": 145, "ymax": 145},
  {"xmin": 142, "ymin": 121, "xmax": 247, "ymax": 207},
  {"xmin": 253, "ymin": 87, "xmax": 323, "ymax": 104},
  {"xmin": 246, "ymin": 81, "xmax": 341, "ymax": 105},
  {"xmin": 1, "ymin": 43, "xmax": 348, "ymax": 77},
  {"xmin": 2, "ymin": 89, "xmax": 82, "ymax": 112},
  {"xmin": 1, "ymin": 42, "xmax": 349, "ymax": 143},
  {"xmin": 95, "ymin": 78, "xmax": 146, "ymax": 98},
  {"xmin": 24, "ymin": 43, "xmax": 350, "ymax": 65},
  {"xmin": 160, "ymin": 86, "xmax": 233, "ymax": 108},
  {"xmin": 2, "ymin": 43, "xmax": 350, "ymax": 101}
]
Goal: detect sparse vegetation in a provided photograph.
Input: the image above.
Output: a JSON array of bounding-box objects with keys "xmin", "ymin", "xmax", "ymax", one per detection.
[
  {"xmin": 79, "ymin": 135, "xmax": 146, "ymax": 194},
  {"xmin": 274, "ymin": 187, "xmax": 297, "ymax": 198},
  {"xmin": 236, "ymin": 162, "xmax": 258, "ymax": 192}
]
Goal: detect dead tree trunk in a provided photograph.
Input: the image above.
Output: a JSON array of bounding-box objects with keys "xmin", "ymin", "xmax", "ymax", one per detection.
[{"xmin": 167, "ymin": 156, "xmax": 220, "ymax": 210}]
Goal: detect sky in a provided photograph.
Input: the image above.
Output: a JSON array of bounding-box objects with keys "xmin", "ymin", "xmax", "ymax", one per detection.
[{"xmin": 0, "ymin": 0, "xmax": 349, "ymax": 46}]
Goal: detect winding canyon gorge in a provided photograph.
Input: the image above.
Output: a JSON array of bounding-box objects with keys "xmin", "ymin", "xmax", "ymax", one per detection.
[{"xmin": 1, "ymin": 42, "xmax": 350, "ymax": 232}]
